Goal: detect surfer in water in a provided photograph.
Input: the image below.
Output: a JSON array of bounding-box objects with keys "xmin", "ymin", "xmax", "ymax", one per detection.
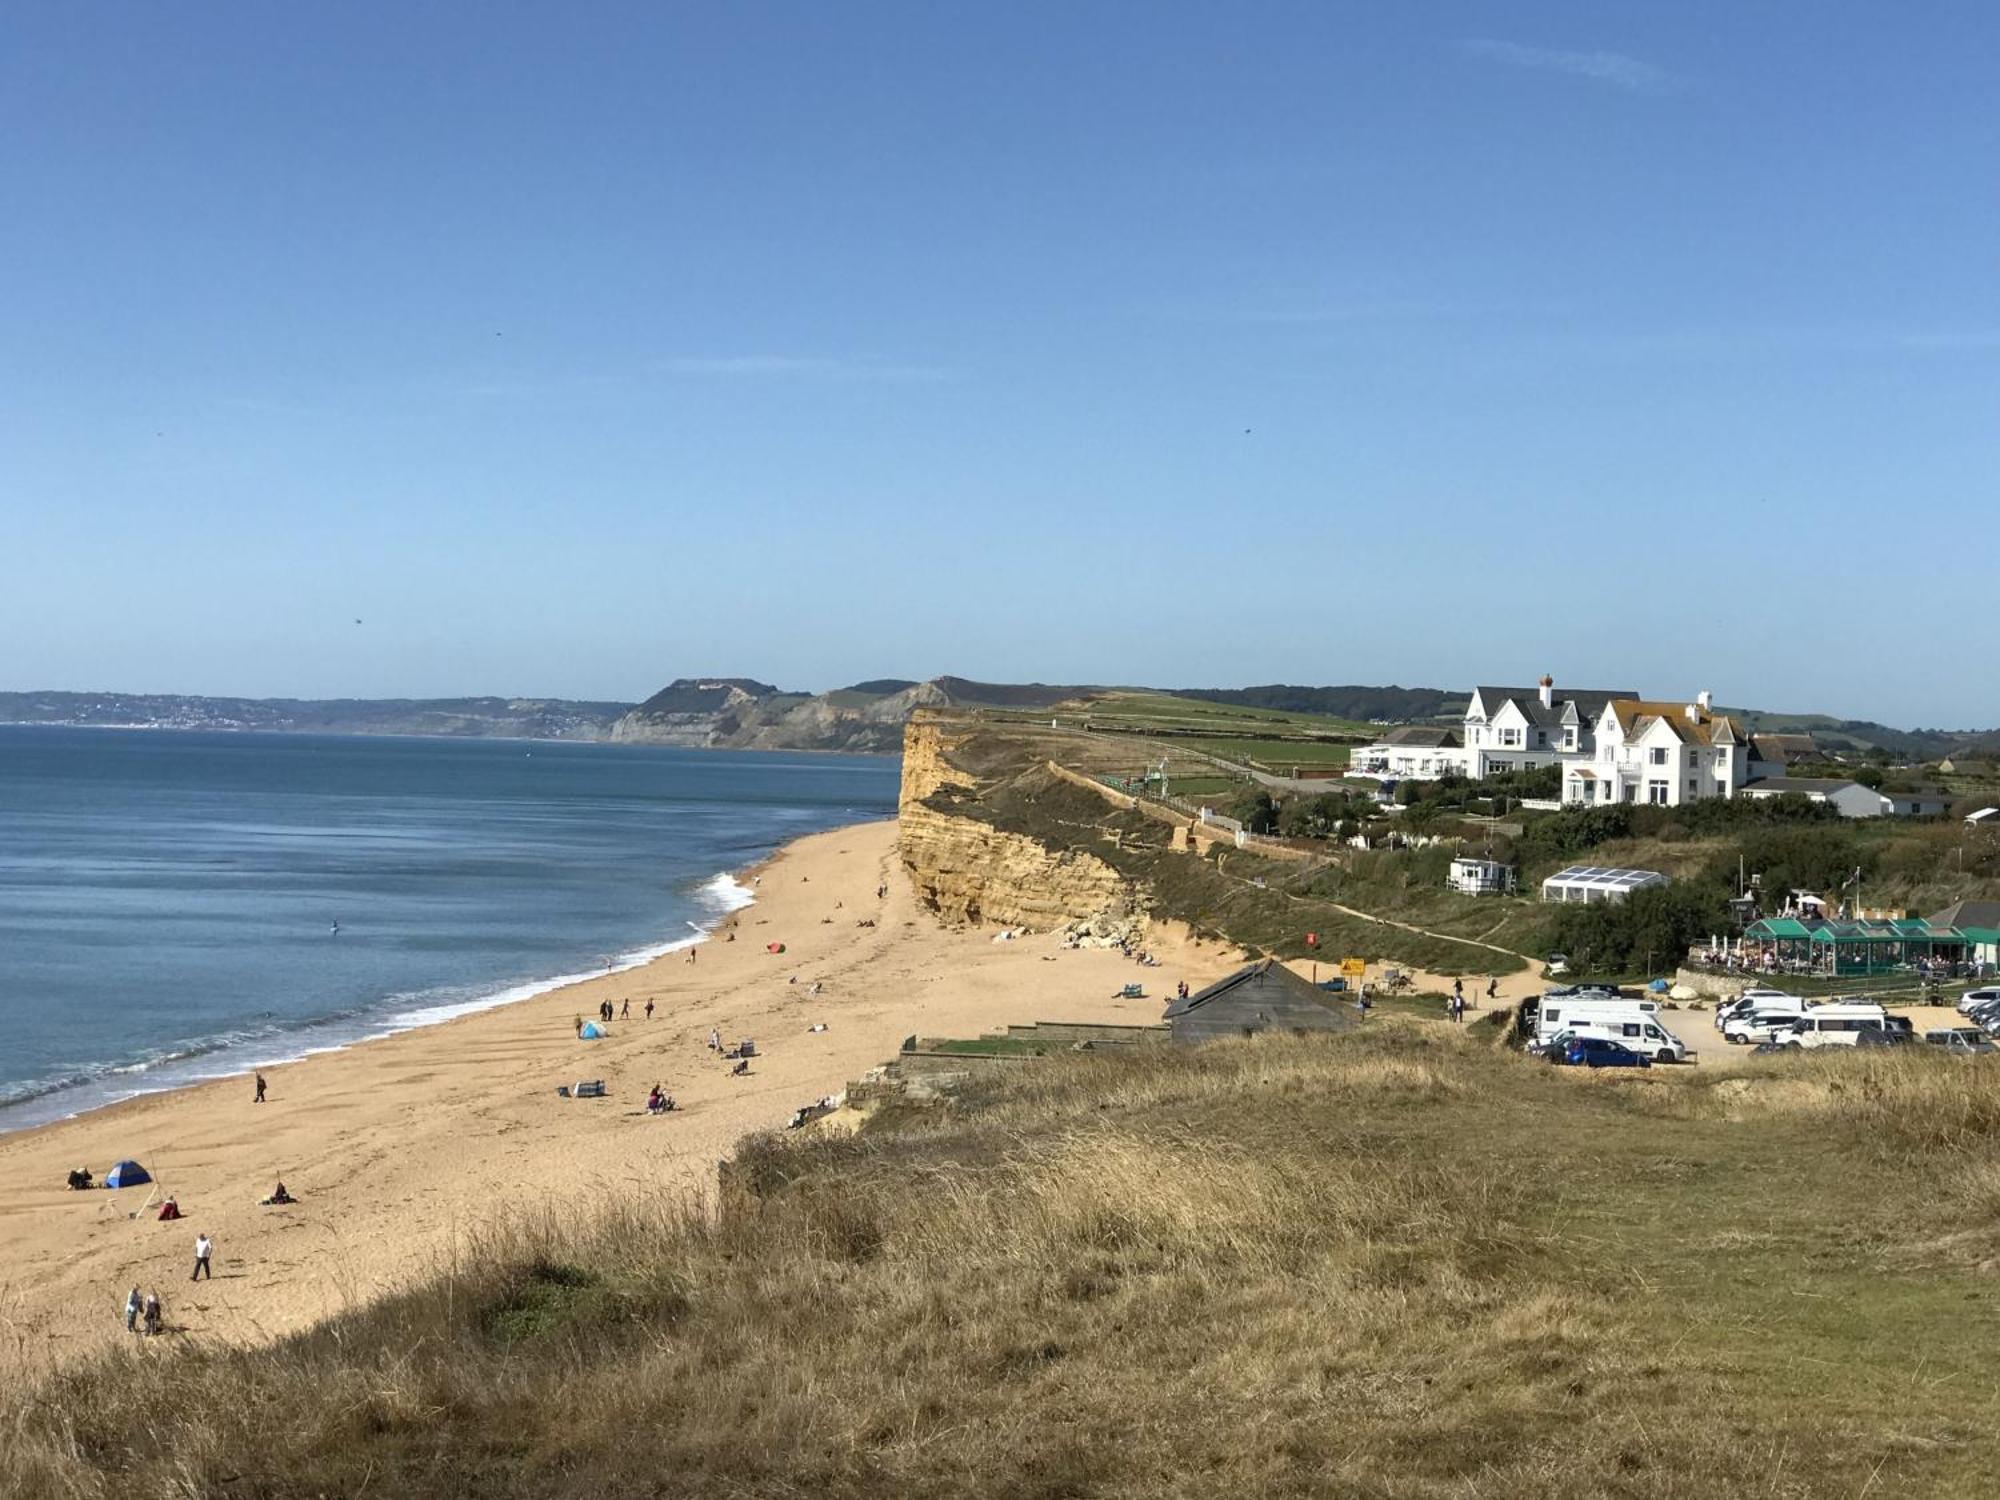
[{"xmin": 329, "ymin": 920, "xmax": 340, "ymax": 935}]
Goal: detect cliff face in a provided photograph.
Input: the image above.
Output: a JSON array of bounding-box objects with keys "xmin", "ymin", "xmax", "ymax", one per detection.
[
  {"xmin": 899, "ymin": 801, "xmax": 1137, "ymax": 929},
  {"xmin": 897, "ymin": 715, "xmax": 1142, "ymax": 933}
]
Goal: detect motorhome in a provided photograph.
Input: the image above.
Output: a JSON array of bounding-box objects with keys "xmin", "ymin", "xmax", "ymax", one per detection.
[
  {"xmin": 1535, "ymin": 999, "xmax": 1687, "ymax": 1062},
  {"xmin": 1772, "ymin": 1002, "xmax": 1890, "ymax": 1049}
]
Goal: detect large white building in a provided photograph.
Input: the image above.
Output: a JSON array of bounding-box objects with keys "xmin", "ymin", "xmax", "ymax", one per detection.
[
  {"xmin": 1353, "ymin": 677, "xmax": 1633, "ymax": 783},
  {"xmin": 1561, "ymin": 693, "xmax": 1748, "ymax": 807}
]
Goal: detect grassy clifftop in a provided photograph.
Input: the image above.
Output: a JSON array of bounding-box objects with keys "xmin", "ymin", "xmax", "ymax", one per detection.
[{"xmin": 13, "ymin": 1025, "xmax": 2000, "ymax": 1498}]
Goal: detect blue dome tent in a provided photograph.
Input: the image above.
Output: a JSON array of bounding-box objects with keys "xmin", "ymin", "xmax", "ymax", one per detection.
[
  {"xmin": 104, "ymin": 1160, "xmax": 151, "ymax": 1188},
  {"xmin": 579, "ymin": 1022, "xmax": 605, "ymax": 1040}
]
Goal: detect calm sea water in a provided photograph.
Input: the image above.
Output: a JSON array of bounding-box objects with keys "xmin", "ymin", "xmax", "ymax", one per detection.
[{"xmin": 0, "ymin": 727, "xmax": 899, "ymax": 1131}]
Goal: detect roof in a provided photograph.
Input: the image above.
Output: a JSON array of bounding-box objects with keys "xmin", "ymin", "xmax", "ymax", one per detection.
[
  {"xmin": 1609, "ymin": 700, "xmax": 1743, "ymax": 746},
  {"xmin": 1927, "ymin": 899, "xmax": 2000, "ymax": 932},
  {"xmin": 1540, "ymin": 865, "xmax": 1669, "ymax": 894},
  {"xmin": 1377, "ymin": 726, "xmax": 1461, "ymax": 748},
  {"xmin": 1748, "ymin": 916, "xmax": 1968, "ymax": 944},
  {"xmin": 1163, "ymin": 959, "xmax": 1358, "ymax": 1041},
  {"xmin": 1749, "ymin": 733, "xmax": 1817, "ymax": 763},
  {"xmin": 1747, "ymin": 917, "xmax": 1814, "ymax": 939},
  {"xmin": 1472, "ymin": 685, "xmax": 1635, "ymax": 730},
  {"xmin": 1740, "ymin": 776, "xmax": 1871, "ymax": 796}
]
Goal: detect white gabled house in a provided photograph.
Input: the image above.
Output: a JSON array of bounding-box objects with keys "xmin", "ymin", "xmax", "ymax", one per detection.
[
  {"xmin": 1354, "ymin": 676, "xmax": 1633, "ymax": 784},
  {"xmin": 1562, "ymin": 692, "xmax": 1748, "ymax": 807}
]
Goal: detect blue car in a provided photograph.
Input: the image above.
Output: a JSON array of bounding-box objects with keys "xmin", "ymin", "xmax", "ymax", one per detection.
[{"xmin": 1557, "ymin": 1037, "xmax": 1651, "ymax": 1069}]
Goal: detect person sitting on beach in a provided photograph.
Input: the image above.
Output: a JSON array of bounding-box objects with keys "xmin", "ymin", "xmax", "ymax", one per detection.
[
  {"xmin": 265, "ymin": 1181, "xmax": 296, "ymax": 1206},
  {"xmin": 646, "ymin": 1085, "xmax": 664, "ymax": 1113},
  {"xmin": 157, "ymin": 1196, "xmax": 182, "ymax": 1221},
  {"xmin": 730, "ymin": 1057, "xmax": 750, "ymax": 1076},
  {"xmin": 68, "ymin": 1167, "xmax": 94, "ymax": 1191},
  {"xmin": 707, "ymin": 1028, "xmax": 721, "ymax": 1051}
]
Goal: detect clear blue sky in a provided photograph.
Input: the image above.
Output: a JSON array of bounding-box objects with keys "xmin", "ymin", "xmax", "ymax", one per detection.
[{"xmin": 5, "ymin": 4, "xmax": 1995, "ymax": 726}]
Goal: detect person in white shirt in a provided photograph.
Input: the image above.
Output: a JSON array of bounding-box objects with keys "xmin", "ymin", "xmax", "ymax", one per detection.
[{"xmin": 192, "ymin": 1233, "xmax": 213, "ymax": 1281}]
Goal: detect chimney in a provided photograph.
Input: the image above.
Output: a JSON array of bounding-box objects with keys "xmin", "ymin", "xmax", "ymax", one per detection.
[
  {"xmin": 1538, "ymin": 674, "xmax": 1553, "ymax": 710},
  {"xmin": 1689, "ymin": 689, "xmax": 1711, "ymax": 721}
]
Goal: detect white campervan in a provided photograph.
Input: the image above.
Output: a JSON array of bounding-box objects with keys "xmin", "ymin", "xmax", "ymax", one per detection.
[
  {"xmin": 1536, "ymin": 999, "xmax": 1688, "ymax": 1063},
  {"xmin": 1774, "ymin": 1003, "xmax": 1888, "ymax": 1049}
]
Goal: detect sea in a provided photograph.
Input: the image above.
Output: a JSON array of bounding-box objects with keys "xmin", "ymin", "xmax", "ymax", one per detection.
[{"xmin": 0, "ymin": 726, "xmax": 901, "ymax": 1133}]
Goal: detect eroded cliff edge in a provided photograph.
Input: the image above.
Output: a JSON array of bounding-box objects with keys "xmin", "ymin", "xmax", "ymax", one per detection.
[{"xmin": 898, "ymin": 716, "xmax": 1144, "ymax": 934}]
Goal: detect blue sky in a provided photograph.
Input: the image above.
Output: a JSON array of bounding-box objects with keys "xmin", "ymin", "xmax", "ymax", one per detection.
[{"xmin": 4, "ymin": 4, "xmax": 1995, "ymax": 726}]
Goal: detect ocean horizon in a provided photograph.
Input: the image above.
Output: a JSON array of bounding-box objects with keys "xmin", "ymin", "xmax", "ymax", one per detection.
[{"xmin": 0, "ymin": 726, "xmax": 900, "ymax": 1133}]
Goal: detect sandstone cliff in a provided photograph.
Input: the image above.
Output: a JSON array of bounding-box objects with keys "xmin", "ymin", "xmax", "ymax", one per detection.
[{"xmin": 897, "ymin": 715, "xmax": 1144, "ymax": 934}]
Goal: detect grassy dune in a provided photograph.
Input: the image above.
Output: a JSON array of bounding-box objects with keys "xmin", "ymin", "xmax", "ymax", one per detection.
[{"xmin": 11, "ymin": 1026, "xmax": 2000, "ymax": 1497}]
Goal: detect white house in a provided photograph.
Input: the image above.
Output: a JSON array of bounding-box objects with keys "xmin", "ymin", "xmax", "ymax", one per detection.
[
  {"xmin": 1350, "ymin": 726, "xmax": 1467, "ymax": 781},
  {"xmin": 1562, "ymin": 693, "xmax": 1747, "ymax": 808},
  {"xmin": 1738, "ymin": 776, "xmax": 1891, "ymax": 819},
  {"xmin": 1460, "ymin": 678, "xmax": 1636, "ymax": 778},
  {"xmin": 1354, "ymin": 676, "xmax": 1633, "ymax": 783}
]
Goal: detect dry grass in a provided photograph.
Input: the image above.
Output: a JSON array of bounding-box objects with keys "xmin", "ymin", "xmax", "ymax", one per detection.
[{"xmin": 9, "ymin": 1029, "xmax": 2000, "ymax": 1498}]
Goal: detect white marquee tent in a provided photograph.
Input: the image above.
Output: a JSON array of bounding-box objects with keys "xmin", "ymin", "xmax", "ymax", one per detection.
[{"xmin": 1539, "ymin": 865, "xmax": 1669, "ymax": 905}]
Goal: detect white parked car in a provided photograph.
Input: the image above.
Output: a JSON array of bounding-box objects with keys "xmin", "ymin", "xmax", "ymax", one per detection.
[
  {"xmin": 1957, "ymin": 987, "xmax": 2000, "ymax": 1016},
  {"xmin": 1724, "ymin": 1007, "xmax": 1810, "ymax": 1045}
]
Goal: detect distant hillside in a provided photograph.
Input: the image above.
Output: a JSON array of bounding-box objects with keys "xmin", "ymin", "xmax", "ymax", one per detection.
[
  {"xmin": 1721, "ymin": 709, "xmax": 2000, "ymax": 761},
  {"xmin": 1172, "ymin": 684, "xmax": 1464, "ymax": 723},
  {"xmin": 0, "ymin": 692, "xmax": 632, "ymax": 740}
]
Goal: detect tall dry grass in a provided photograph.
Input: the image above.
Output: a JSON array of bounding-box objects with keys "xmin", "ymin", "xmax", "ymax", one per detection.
[{"xmin": 7, "ymin": 1026, "xmax": 2000, "ymax": 1498}]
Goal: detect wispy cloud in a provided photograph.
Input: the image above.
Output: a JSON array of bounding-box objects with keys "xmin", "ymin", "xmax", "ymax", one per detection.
[
  {"xmin": 1459, "ymin": 38, "xmax": 1674, "ymax": 93},
  {"xmin": 657, "ymin": 354, "xmax": 955, "ymax": 382}
]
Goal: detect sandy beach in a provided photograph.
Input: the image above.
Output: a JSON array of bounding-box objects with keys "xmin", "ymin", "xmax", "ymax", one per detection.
[{"xmin": 0, "ymin": 818, "xmax": 1240, "ymax": 1375}]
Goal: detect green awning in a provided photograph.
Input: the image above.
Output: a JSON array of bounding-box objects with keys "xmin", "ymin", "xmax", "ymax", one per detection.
[{"xmin": 1748, "ymin": 918, "xmax": 1813, "ymax": 940}]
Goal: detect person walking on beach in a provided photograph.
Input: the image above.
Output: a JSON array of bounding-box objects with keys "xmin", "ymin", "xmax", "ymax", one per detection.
[
  {"xmin": 142, "ymin": 1289, "xmax": 162, "ymax": 1336},
  {"xmin": 254, "ymin": 1071, "xmax": 267, "ymax": 1104},
  {"xmin": 644, "ymin": 999, "xmax": 654, "ymax": 1020},
  {"xmin": 191, "ymin": 1233, "xmax": 213, "ymax": 1281},
  {"xmin": 124, "ymin": 1285, "xmax": 141, "ymax": 1332},
  {"xmin": 1486, "ymin": 978, "xmax": 1498, "ymax": 1004},
  {"xmin": 620, "ymin": 999, "xmax": 630, "ymax": 1020}
]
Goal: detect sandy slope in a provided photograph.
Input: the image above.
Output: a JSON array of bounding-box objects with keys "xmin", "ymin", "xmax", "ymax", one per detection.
[{"xmin": 0, "ymin": 819, "xmax": 1240, "ymax": 1376}]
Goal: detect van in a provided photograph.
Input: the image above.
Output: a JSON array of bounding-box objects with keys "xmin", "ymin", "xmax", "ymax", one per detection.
[
  {"xmin": 1536, "ymin": 999, "xmax": 1687, "ymax": 1062},
  {"xmin": 1714, "ymin": 987, "xmax": 1793, "ymax": 1031},
  {"xmin": 1722, "ymin": 999, "xmax": 1809, "ymax": 1044},
  {"xmin": 1774, "ymin": 1003, "xmax": 1889, "ymax": 1049}
]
